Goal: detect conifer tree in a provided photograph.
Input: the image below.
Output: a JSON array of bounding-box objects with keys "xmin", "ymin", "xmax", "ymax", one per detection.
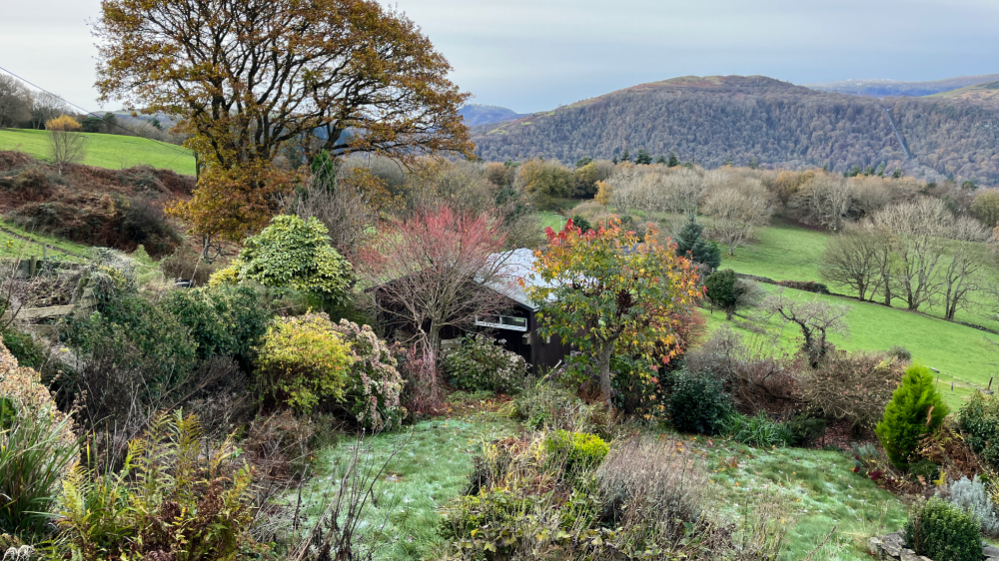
[
  {"xmin": 635, "ymin": 149, "xmax": 652, "ymax": 165},
  {"xmin": 674, "ymin": 213, "xmax": 721, "ymax": 269},
  {"xmin": 655, "ymin": 155, "xmax": 667, "ymax": 165},
  {"xmin": 876, "ymin": 364, "xmax": 949, "ymax": 470},
  {"xmin": 667, "ymin": 152, "xmax": 680, "ymax": 168},
  {"xmin": 619, "ymin": 149, "xmax": 631, "ymax": 163}
]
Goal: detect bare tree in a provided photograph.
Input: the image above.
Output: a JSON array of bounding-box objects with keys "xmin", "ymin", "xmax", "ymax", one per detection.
[
  {"xmin": 48, "ymin": 129, "xmax": 88, "ymax": 175},
  {"xmin": 793, "ymin": 174, "xmax": 854, "ymax": 231},
  {"xmin": 764, "ymin": 290, "xmax": 850, "ymax": 367},
  {"xmin": 0, "ymin": 74, "xmax": 31, "ymax": 129},
  {"xmin": 609, "ymin": 165, "xmax": 704, "ymax": 217},
  {"xmin": 818, "ymin": 224, "xmax": 887, "ymax": 301},
  {"xmin": 293, "ymin": 162, "xmax": 375, "ymax": 259},
  {"xmin": 872, "ymin": 198, "xmax": 951, "ymax": 311},
  {"xmin": 359, "ymin": 204, "xmax": 511, "ymax": 355},
  {"xmin": 702, "ymin": 178, "xmax": 773, "ymax": 255},
  {"xmin": 29, "ymin": 92, "xmax": 70, "ymax": 130},
  {"xmin": 940, "ymin": 217, "xmax": 992, "ymax": 320}
]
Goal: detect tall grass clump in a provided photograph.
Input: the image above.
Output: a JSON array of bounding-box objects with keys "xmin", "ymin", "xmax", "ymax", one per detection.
[{"xmin": 0, "ymin": 397, "xmax": 78, "ymax": 537}]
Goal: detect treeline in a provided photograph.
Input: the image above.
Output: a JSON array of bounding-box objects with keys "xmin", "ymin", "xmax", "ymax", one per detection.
[
  {"xmin": 470, "ymin": 76, "xmax": 999, "ymax": 184},
  {"xmin": 0, "ymin": 74, "xmax": 182, "ymax": 143}
]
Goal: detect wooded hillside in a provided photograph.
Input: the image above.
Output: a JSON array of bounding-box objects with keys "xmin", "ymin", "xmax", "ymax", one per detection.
[{"xmin": 471, "ymin": 76, "xmax": 999, "ymax": 184}]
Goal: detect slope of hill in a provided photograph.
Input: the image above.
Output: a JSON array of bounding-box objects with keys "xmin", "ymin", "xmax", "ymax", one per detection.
[
  {"xmin": 0, "ymin": 129, "xmax": 195, "ymax": 175},
  {"xmin": 805, "ymin": 74, "xmax": 999, "ymax": 98},
  {"xmin": 471, "ymin": 75, "xmax": 999, "ymax": 183},
  {"xmin": 931, "ymin": 80, "xmax": 999, "ymax": 103},
  {"xmin": 459, "ymin": 104, "xmax": 525, "ymax": 127}
]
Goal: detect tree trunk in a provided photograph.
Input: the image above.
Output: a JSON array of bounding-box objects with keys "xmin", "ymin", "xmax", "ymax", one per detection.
[{"xmin": 597, "ymin": 342, "xmax": 615, "ymax": 410}]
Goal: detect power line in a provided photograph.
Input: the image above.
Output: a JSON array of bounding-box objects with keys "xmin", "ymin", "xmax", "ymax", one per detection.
[{"xmin": 0, "ymin": 64, "xmax": 193, "ymax": 159}]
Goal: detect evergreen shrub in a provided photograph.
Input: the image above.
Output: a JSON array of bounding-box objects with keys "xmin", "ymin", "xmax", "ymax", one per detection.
[{"xmin": 875, "ymin": 364, "xmax": 948, "ymax": 470}]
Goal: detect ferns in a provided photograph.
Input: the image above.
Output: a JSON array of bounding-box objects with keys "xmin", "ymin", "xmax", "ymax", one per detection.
[{"xmin": 53, "ymin": 410, "xmax": 256, "ymax": 561}]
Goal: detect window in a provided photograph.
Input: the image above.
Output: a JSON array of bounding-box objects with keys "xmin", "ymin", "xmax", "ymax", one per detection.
[{"xmin": 475, "ymin": 314, "xmax": 528, "ymax": 332}]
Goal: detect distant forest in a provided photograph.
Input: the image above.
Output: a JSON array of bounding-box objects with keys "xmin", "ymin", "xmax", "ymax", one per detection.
[{"xmin": 471, "ymin": 76, "xmax": 999, "ymax": 184}]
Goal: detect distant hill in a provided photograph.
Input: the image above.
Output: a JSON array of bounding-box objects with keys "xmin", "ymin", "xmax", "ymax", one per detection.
[
  {"xmin": 459, "ymin": 105, "xmax": 525, "ymax": 127},
  {"xmin": 804, "ymin": 74, "xmax": 999, "ymax": 98},
  {"xmin": 470, "ymin": 75, "xmax": 999, "ymax": 183},
  {"xmin": 930, "ymin": 81, "xmax": 999, "ymax": 103}
]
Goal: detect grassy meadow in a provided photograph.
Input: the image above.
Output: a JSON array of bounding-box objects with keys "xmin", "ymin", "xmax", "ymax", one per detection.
[{"xmin": 0, "ymin": 128, "xmax": 196, "ymax": 175}]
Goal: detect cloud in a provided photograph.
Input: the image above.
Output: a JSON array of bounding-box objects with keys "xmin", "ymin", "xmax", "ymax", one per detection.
[{"xmin": 2, "ymin": 0, "xmax": 997, "ymax": 114}]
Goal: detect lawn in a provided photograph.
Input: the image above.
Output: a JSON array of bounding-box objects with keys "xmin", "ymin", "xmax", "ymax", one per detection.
[
  {"xmin": 0, "ymin": 128, "xmax": 195, "ymax": 176},
  {"xmin": 696, "ymin": 436, "xmax": 907, "ymax": 560},
  {"xmin": 293, "ymin": 413, "xmax": 518, "ymax": 561},
  {"xmin": 298, "ymin": 411, "xmax": 907, "ymax": 561}
]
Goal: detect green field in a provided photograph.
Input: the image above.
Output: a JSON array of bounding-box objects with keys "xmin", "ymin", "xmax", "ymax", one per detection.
[
  {"xmin": 0, "ymin": 220, "xmax": 93, "ymax": 262},
  {"xmin": 0, "ymin": 128, "xmax": 195, "ymax": 176},
  {"xmin": 719, "ymin": 221, "xmax": 999, "ymax": 332}
]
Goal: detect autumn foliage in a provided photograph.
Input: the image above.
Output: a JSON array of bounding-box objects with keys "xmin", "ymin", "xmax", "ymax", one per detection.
[
  {"xmin": 45, "ymin": 115, "xmax": 81, "ymax": 132},
  {"xmin": 526, "ymin": 218, "xmax": 703, "ymax": 406},
  {"xmin": 360, "ymin": 204, "xmax": 508, "ymax": 353}
]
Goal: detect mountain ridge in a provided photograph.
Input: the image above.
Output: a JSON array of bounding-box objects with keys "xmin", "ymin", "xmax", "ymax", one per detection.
[{"xmin": 470, "ymin": 74, "xmax": 999, "ymax": 184}]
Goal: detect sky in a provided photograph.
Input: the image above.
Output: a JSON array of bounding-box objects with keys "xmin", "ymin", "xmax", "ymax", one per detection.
[{"xmin": 2, "ymin": 0, "xmax": 998, "ymax": 114}]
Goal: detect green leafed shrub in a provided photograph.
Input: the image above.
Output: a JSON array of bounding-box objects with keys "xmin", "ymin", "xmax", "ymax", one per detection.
[
  {"xmin": 328, "ymin": 319, "xmax": 404, "ymax": 430},
  {"xmin": 65, "ymin": 294, "xmax": 198, "ymax": 405},
  {"xmin": 875, "ymin": 364, "xmax": 949, "ymax": 470},
  {"xmin": 904, "ymin": 497, "xmax": 982, "ymax": 561},
  {"xmin": 513, "ymin": 382, "xmax": 608, "ymax": 435},
  {"xmin": 668, "ymin": 371, "xmax": 732, "ymax": 435},
  {"xmin": 723, "ymin": 413, "xmax": 793, "ymax": 448},
  {"xmin": 786, "ymin": 414, "xmax": 827, "ymax": 447},
  {"xmin": 164, "ymin": 284, "xmax": 270, "ymax": 363},
  {"xmin": 255, "ymin": 313, "xmax": 355, "ymax": 414},
  {"xmin": 210, "ymin": 214, "xmax": 353, "ymax": 305},
  {"xmin": 442, "ymin": 334, "xmax": 528, "ymax": 394},
  {"xmin": 544, "ymin": 430, "xmax": 609, "ymax": 476},
  {"xmin": 958, "ymin": 391, "xmax": 999, "ymax": 470}
]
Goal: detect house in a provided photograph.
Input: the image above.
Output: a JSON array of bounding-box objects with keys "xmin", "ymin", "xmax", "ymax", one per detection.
[
  {"xmin": 474, "ymin": 248, "xmax": 571, "ymax": 371},
  {"xmin": 372, "ymin": 248, "xmax": 572, "ymax": 371}
]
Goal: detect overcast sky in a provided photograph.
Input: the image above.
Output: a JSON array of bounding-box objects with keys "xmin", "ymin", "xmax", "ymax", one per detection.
[{"xmin": 2, "ymin": 0, "xmax": 998, "ymax": 114}]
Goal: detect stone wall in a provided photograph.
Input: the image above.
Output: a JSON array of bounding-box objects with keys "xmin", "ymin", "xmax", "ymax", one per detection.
[{"xmin": 868, "ymin": 531, "xmax": 999, "ymax": 561}]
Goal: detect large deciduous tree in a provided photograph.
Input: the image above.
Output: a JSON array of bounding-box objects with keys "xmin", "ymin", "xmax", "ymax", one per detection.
[
  {"xmin": 94, "ymin": 0, "xmax": 472, "ymax": 242},
  {"xmin": 526, "ymin": 218, "xmax": 702, "ymax": 409}
]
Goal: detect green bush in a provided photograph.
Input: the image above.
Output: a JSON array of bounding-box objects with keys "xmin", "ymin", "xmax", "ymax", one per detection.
[
  {"xmin": 704, "ymin": 268, "xmax": 742, "ymax": 319},
  {"xmin": 442, "ymin": 334, "xmax": 528, "ymax": 394},
  {"xmin": 904, "ymin": 497, "xmax": 982, "ymax": 561},
  {"xmin": 958, "ymin": 391, "xmax": 999, "ymax": 470},
  {"xmin": 513, "ymin": 382, "xmax": 607, "ymax": 435},
  {"xmin": 786, "ymin": 414, "xmax": 827, "ymax": 447},
  {"xmin": 1, "ymin": 327, "xmax": 46, "ymax": 370},
  {"xmin": 0, "ymin": 398, "xmax": 77, "ymax": 538},
  {"xmin": 544, "ymin": 430, "xmax": 609, "ymax": 476},
  {"xmin": 723, "ymin": 413, "xmax": 793, "ymax": 448},
  {"xmin": 65, "ymin": 293, "xmax": 198, "ymax": 402},
  {"xmin": 668, "ymin": 371, "xmax": 732, "ymax": 435},
  {"xmin": 254, "ymin": 313, "xmax": 355, "ymax": 414},
  {"xmin": 163, "ymin": 284, "xmax": 270, "ymax": 363},
  {"xmin": 875, "ymin": 364, "xmax": 949, "ymax": 470},
  {"xmin": 328, "ymin": 319, "xmax": 404, "ymax": 430},
  {"xmin": 211, "ymin": 214, "xmax": 354, "ymax": 305}
]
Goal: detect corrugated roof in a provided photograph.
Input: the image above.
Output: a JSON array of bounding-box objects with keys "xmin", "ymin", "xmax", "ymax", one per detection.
[{"xmin": 483, "ymin": 248, "xmax": 550, "ymax": 310}]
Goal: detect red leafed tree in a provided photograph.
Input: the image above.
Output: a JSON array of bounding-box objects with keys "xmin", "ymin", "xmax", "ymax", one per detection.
[{"xmin": 360, "ymin": 204, "xmax": 510, "ymax": 355}]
